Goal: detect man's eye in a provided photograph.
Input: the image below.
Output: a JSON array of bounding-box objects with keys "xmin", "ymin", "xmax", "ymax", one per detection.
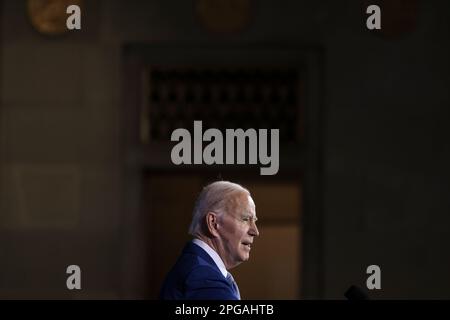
[{"xmin": 242, "ymin": 217, "xmax": 250, "ymax": 222}]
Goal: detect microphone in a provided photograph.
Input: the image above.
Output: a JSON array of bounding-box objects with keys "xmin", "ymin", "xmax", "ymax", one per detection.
[{"xmin": 344, "ymin": 285, "xmax": 370, "ymax": 300}]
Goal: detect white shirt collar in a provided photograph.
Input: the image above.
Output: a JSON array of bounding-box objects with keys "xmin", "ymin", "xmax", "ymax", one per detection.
[{"xmin": 192, "ymin": 238, "xmax": 228, "ymax": 278}]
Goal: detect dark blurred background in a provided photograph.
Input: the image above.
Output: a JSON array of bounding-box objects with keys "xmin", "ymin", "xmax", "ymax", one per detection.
[{"xmin": 1, "ymin": 0, "xmax": 450, "ymax": 299}]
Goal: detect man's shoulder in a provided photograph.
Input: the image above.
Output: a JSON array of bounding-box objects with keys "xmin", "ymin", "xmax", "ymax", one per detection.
[
  {"xmin": 183, "ymin": 264, "xmax": 235, "ymax": 300},
  {"xmin": 178, "ymin": 246, "xmax": 222, "ymax": 274},
  {"xmin": 186, "ymin": 262, "xmax": 225, "ymax": 281},
  {"xmin": 160, "ymin": 243, "xmax": 235, "ymax": 300},
  {"xmin": 167, "ymin": 242, "xmax": 221, "ymax": 277}
]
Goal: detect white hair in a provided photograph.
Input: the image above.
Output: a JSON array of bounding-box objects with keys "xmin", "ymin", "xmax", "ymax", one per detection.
[{"xmin": 188, "ymin": 181, "xmax": 250, "ymax": 237}]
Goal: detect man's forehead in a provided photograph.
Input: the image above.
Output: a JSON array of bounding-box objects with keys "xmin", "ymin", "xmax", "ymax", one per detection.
[
  {"xmin": 242, "ymin": 195, "xmax": 256, "ymax": 216},
  {"xmin": 227, "ymin": 192, "xmax": 254, "ymax": 209},
  {"xmin": 247, "ymin": 195, "xmax": 255, "ymax": 208}
]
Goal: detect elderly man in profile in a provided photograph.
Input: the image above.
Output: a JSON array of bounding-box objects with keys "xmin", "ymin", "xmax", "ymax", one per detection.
[{"xmin": 160, "ymin": 180, "xmax": 259, "ymax": 300}]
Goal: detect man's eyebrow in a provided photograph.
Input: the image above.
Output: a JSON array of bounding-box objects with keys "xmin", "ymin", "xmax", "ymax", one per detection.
[{"xmin": 242, "ymin": 213, "xmax": 258, "ymax": 219}]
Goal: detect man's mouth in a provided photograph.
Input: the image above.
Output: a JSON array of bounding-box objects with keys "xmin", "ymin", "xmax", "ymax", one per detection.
[{"xmin": 241, "ymin": 241, "xmax": 252, "ymax": 249}]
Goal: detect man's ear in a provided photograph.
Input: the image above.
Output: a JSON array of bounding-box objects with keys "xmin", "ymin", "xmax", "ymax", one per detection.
[{"xmin": 206, "ymin": 212, "xmax": 220, "ymax": 237}]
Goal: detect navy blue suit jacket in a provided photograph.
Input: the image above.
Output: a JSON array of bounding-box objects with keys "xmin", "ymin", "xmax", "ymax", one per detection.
[{"xmin": 159, "ymin": 241, "xmax": 239, "ymax": 300}]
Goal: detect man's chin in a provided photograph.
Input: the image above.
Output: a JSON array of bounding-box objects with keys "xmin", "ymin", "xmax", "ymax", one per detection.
[{"xmin": 240, "ymin": 252, "xmax": 250, "ymax": 261}]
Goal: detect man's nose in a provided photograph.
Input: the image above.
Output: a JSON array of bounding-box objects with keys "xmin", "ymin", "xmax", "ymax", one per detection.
[{"xmin": 249, "ymin": 220, "xmax": 259, "ymax": 237}]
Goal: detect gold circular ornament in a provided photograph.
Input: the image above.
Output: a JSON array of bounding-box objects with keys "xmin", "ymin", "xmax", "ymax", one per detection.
[
  {"xmin": 27, "ymin": 0, "xmax": 83, "ymax": 35},
  {"xmin": 195, "ymin": 0, "xmax": 253, "ymax": 34}
]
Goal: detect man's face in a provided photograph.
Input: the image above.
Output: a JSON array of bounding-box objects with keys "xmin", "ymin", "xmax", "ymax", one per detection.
[{"xmin": 216, "ymin": 193, "xmax": 259, "ymax": 269}]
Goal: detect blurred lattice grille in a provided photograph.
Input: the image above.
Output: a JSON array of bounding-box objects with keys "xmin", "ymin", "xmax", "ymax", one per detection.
[{"xmin": 141, "ymin": 67, "xmax": 301, "ymax": 143}]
